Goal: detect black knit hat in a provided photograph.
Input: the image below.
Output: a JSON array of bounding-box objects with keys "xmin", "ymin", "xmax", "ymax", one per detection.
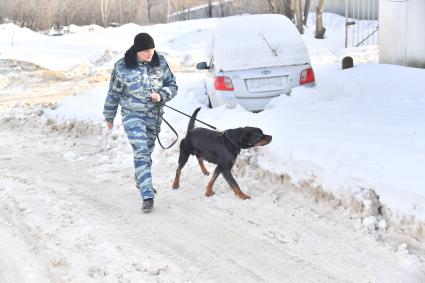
[{"xmin": 134, "ymin": 33, "xmax": 155, "ymax": 52}]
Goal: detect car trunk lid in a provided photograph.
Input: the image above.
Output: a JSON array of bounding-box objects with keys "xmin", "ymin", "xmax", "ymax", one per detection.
[{"xmin": 223, "ymin": 65, "xmax": 305, "ymax": 98}]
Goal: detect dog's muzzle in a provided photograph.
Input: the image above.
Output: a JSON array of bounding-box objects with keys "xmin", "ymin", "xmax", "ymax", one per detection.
[{"xmin": 255, "ymin": 135, "xmax": 272, "ymax": 146}]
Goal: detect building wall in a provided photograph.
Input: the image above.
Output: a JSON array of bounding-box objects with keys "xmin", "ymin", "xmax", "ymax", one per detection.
[{"xmin": 379, "ymin": 0, "xmax": 425, "ymax": 68}]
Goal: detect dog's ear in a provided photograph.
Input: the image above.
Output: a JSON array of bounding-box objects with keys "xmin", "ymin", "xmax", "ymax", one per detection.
[
  {"xmin": 239, "ymin": 127, "xmax": 254, "ymax": 148},
  {"xmin": 241, "ymin": 129, "xmax": 251, "ymax": 144}
]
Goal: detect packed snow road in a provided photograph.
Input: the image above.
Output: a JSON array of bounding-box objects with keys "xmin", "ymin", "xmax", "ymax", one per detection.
[
  {"xmin": 0, "ymin": 112, "xmax": 423, "ymax": 282},
  {"xmin": 0, "ymin": 59, "xmax": 109, "ymax": 110}
]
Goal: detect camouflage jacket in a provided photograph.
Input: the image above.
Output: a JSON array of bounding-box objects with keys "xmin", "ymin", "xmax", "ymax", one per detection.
[{"xmin": 103, "ymin": 51, "xmax": 178, "ymax": 122}]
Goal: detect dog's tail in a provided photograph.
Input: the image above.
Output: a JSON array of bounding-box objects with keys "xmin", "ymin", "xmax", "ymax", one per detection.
[{"xmin": 187, "ymin": 107, "xmax": 201, "ymax": 133}]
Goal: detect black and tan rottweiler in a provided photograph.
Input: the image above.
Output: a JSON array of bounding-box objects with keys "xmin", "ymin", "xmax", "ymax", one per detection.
[{"xmin": 172, "ymin": 107, "xmax": 272, "ymax": 200}]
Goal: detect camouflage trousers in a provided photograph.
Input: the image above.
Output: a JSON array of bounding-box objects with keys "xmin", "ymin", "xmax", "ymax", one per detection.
[{"xmin": 121, "ymin": 107, "xmax": 161, "ymax": 200}]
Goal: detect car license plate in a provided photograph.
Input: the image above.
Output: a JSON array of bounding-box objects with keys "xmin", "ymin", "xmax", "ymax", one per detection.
[{"xmin": 245, "ymin": 76, "xmax": 287, "ymax": 92}]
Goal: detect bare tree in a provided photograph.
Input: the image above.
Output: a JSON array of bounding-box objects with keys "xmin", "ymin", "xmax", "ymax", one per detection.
[
  {"xmin": 303, "ymin": 0, "xmax": 311, "ymax": 25},
  {"xmin": 0, "ymin": 0, "xmax": 325, "ymax": 30},
  {"xmin": 207, "ymin": 0, "xmax": 212, "ymax": 17},
  {"xmin": 59, "ymin": 0, "xmax": 81, "ymax": 28},
  {"xmin": 266, "ymin": 0, "xmax": 277, "ymax": 13},
  {"xmin": 117, "ymin": 0, "xmax": 123, "ymax": 24},
  {"xmin": 100, "ymin": 0, "xmax": 112, "ymax": 27},
  {"xmin": 122, "ymin": 0, "xmax": 140, "ymax": 24},
  {"xmin": 218, "ymin": 0, "xmax": 225, "ymax": 17},
  {"xmin": 146, "ymin": 0, "xmax": 160, "ymax": 23},
  {"xmin": 231, "ymin": 0, "xmax": 243, "ymax": 14},
  {"xmin": 280, "ymin": 0, "xmax": 293, "ymax": 20},
  {"xmin": 293, "ymin": 0, "xmax": 303, "ymax": 33},
  {"xmin": 315, "ymin": 0, "xmax": 326, "ymax": 39},
  {"xmin": 169, "ymin": 0, "xmax": 189, "ymax": 20},
  {"xmin": 37, "ymin": 0, "xmax": 57, "ymax": 30},
  {"xmin": 0, "ymin": 0, "xmax": 4, "ymax": 22}
]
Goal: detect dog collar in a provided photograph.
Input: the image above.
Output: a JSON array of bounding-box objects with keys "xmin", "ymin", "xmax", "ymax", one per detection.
[{"xmin": 223, "ymin": 130, "xmax": 240, "ymax": 149}]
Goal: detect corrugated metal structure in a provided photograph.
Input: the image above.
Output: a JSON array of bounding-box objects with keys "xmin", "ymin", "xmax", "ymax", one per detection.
[
  {"xmin": 327, "ymin": 0, "xmax": 379, "ymax": 19},
  {"xmin": 379, "ymin": 0, "xmax": 425, "ymax": 68}
]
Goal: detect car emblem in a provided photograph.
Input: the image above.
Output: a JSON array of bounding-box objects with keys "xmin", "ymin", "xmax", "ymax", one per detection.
[{"xmin": 261, "ymin": 70, "xmax": 271, "ymax": 75}]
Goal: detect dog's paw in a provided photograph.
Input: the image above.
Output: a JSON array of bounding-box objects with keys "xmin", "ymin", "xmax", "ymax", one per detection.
[
  {"xmin": 238, "ymin": 194, "xmax": 251, "ymax": 200},
  {"xmin": 172, "ymin": 182, "xmax": 179, "ymax": 190},
  {"xmin": 205, "ymin": 190, "xmax": 215, "ymax": 197}
]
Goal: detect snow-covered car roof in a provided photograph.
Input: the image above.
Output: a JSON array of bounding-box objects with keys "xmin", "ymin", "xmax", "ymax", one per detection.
[{"xmin": 213, "ymin": 14, "xmax": 311, "ymax": 71}]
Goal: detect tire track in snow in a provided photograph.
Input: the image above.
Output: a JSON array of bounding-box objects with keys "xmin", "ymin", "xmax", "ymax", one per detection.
[{"xmin": 0, "ymin": 213, "xmax": 54, "ymax": 283}]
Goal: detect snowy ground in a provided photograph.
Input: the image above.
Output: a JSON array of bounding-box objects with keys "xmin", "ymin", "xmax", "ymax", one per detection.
[
  {"xmin": 1, "ymin": 113, "xmax": 424, "ymax": 282},
  {"xmin": 1, "ymin": 13, "xmax": 425, "ymax": 282}
]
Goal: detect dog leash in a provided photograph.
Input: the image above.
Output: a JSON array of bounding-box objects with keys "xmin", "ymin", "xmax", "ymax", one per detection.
[
  {"xmin": 163, "ymin": 104, "xmax": 217, "ymax": 130},
  {"xmin": 154, "ymin": 102, "xmax": 217, "ymax": 149},
  {"xmin": 149, "ymin": 71, "xmax": 216, "ymax": 148},
  {"xmin": 223, "ymin": 130, "xmax": 240, "ymax": 149},
  {"xmin": 155, "ymin": 102, "xmax": 178, "ymax": 149}
]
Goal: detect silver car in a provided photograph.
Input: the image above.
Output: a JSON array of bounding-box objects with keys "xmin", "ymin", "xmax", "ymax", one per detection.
[{"xmin": 196, "ymin": 14, "xmax": 315, "ymax": 112}]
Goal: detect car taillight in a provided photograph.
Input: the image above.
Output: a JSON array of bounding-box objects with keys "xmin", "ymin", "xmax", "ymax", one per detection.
[
  {"xmin": 300, "ymin": 68, "xmax": 315, "ymax": 85},
  {"xmin": 214, "ymin": 76, "xmax": 234, "ymax": 91}
]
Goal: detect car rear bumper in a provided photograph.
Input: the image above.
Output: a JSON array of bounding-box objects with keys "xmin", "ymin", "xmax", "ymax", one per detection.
[
  {"xmin": 237, "ymin": 97, "xmax": 277, "ymax": 112},
  {"xmin": 214, "ymin": 90, "xmax": 282, "ymax": 112}
]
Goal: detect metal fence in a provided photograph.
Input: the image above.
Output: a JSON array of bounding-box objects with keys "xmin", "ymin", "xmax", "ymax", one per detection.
[{"xmin": 344, "ymin": 0, "xmax": 379, "ymax": 47}]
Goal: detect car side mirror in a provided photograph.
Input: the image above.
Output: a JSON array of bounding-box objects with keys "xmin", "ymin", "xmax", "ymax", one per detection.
[{"xmin": 196, "ymin": 62, "xmax": 209, "ymax": 70}]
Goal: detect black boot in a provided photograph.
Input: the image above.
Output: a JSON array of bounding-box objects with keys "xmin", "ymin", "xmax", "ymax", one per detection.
[{"xmin": 142, "ymin": 198, "xmax": 154, "ymax": 213}]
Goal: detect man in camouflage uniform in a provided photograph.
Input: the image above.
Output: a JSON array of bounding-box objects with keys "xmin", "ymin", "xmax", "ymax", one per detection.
[{"xmin": 103, "ymin": 33, "xmax": 178, "ymax": 212}]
